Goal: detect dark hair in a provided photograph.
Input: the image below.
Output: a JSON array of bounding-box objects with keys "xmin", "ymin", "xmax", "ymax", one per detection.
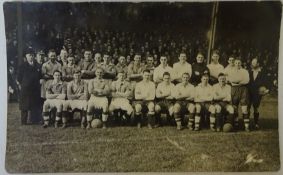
[
  {"xmin": 53, "ymin": 70, "xmax": 62, "ymax": 76},
  {"xmin": 143, "ymin": 69, "xmax": 151, "ymax": 74},
  {"xmin": 48, "ymin": 49, "xmax": 56, "ymax": 54},
  {"xmin": 84, "ymin": 48, "xmax": 92, "ymax": 53},
  {"xmin": 182, "ymin": 72, "xmax": 190, "ymax": 77},
  {"xmin": 179, "ymin": 52, "xmax": 187, "ymax": 57},
  {"xmin": 218, "ymin": 73, "xmax": 225, "ymax": 77},
  {"xmin": 197, "ymin": 52, "xmax": 204, "ymax": 57},
  {"xmin": 74, "ymin": 70, "xmax": 81, "ymax": 74},
  {"xmin": 163, "ymin": 72, "xmax": 170, "ymax": 77},
  {"xmin": 202, "ymin": 73, "xmax": 210, "ymax": 78},
  {"xmin": 212, "ymin": 49, "xmax": 220, "ymax": 55}
]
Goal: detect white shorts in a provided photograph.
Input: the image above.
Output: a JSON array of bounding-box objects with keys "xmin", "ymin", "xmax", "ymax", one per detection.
[
  {"xmin": 65, "ymin": 100, "xmax": 87, "ymax": 111},
  {"xmin": 43, "ymin": 99, "xmax": 64, "ymax": 111},
  {"xmin": 109, "ymin": 98, "xmax": 133, "ymax": 113},
  {"xmin": 88, "ymin": 96, "xmax": 108, "ymax": 110}
]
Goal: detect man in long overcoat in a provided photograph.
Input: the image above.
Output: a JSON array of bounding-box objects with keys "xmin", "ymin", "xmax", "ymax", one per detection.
[{"xmin": 17, "ymin": 48, "xmax": 42, "ymax": 124}]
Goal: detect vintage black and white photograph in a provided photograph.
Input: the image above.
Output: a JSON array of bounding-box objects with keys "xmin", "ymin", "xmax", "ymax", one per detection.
[{"xmin": 3, "ymin": 1, "xmax": 281, "ymax": 173}]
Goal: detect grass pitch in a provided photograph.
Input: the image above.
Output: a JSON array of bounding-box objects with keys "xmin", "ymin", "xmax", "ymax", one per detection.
[{"xmin": 5, "ymin": 95, "xmax": 280, "ymax": 173}]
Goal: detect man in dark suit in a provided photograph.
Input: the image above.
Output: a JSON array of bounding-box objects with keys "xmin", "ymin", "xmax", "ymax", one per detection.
[
  {"xmin": 248, "ymin": 58, "xmax": 269, "ymax": 129},
  {"xmin": 17, "ymin": 48, "xmax": 42, "ymax": 125}
]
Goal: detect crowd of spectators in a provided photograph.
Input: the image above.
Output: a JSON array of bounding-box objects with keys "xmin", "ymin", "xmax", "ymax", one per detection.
[{"xmin": 5, "ymin": 2, "xmax": 279, "ymax": 102}]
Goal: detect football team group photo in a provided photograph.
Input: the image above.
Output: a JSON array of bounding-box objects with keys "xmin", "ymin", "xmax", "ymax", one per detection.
[{"xmin": 4, "ymin": 1, "xmax": 281, "ymax": 173}]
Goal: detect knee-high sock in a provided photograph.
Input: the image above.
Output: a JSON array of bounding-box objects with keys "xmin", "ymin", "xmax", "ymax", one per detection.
[
  {"xmin": 195, "ymin": 113, "xmax": 201, "ymax": 129},
  {"xmin": 55, "ymin": 112, "xmax": 62, "ymax": 123},
  {"xmin": 81, "ymin": 111, "xmax": 86, "ymax": 124},
  {"xmin": 42, "ymin": 111, "xmax": 50, "ymax": 125},
  {"xmin": 188, "ymin": 113, "xmax": 194, "ymax": 129},
  {"xmin": 243, "ymin": 114, "xmax": 250, "ymax": 129},
  {"xmin": 174, "ymin": 113, "xmax": 182, "ymax": 127},
  {"xmin": 147, "ymin": 113, "xmax": 155, "ymax": 126},
  {"xmin": 62, "ymin": 111, "xmax": 68, "ymax": 124},
  {"xmin": 210, "ymin": 113, "xmax": 216, "ymax": 129}
]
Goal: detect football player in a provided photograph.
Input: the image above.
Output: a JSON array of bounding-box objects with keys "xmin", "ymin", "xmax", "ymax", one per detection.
[
  {"xmin": 213, "ymin": 73, "xmax": 234, "ymax": 131},
  {"xmin": 172, "ymin": 52, "xmax": 192, "ymax": 84},
  {"xmin": 155, "ymin": 72, "xmax": 175, "ymax": 128},
  {"xmin": 62, "ymin": 56, "xmax": 79, "ymax": 82},
  {"xmin": 248, "ymin": 58, "xmax": 269, "ymax": 129},
  {"xmin": 42, "ymin": 70, "xmax": 66, "ymax": 128},
  {"xmin": 153, "ymin": 55, "xmax": 174, "ymax": 84},
  {"xmin": 229, "ymin": 59, "xmax": 250, "ymax": 131},
  {"xmin": 99, "ymin": 52, "xmax": 117, "ymax": 80},
  {"xmin": 173, "ymin": 73, "xmax": 195, "ymax": 130},
  {"xmin": 62, "ymin": 70, "xmax": 88, "ymax": 128},
  {"xmin": 109, "ymin": 70, "xmax": 134, "ymax": 124},
  {"xmin": 223, "ymin": 55, "xmax": 235, "ymax": 83},
  {"xmin": 78, "ymin": 49, "xmax": 95, "ymax": 79},
  {"xmin": 115, "ymin": 55, "xmax": 128, "ymax": 78},
  {"xmin": 133, "ymin": 69, "xmax": 156, "ymax": 128},
  {"xmin": 127, "ymin": 53, "xmax": 144, "ymax": 82},
  {"xmin": 207, "ymin": 50, "xmax": 224, "ymax": 85},
  {"xmin": 190, "ymin": 52, "xmax": 210, "ymax": 86},
  {"xmin": 194, "ymin": 73, "xmax": 215, "ymax": 131},
  {"xmin": 58, "ymin": 49, "xmax": 68, "ymax": 66},
  {"xmin": 144, "ymin": 55, "xmax": 155, "ymax": 81},
  {"xmin": 41, "ymin": 49, "xmax": 62, "ymax": 98},
  {"xmin": 86, "ymin": 68, "xmax": 110, "ymax": 129}
]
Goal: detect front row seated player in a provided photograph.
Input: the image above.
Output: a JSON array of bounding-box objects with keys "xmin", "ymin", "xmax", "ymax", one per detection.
[
  {"xmin": 155, "ymin": 72, "xmax": 175, "ymax": 128},
  {"xmin": 62, "ymin": 70, "xmax": 88, "ymax": 128},
  {"xmin": 109, "ymin": 70, "xmax": 134, "ymax": 124},
  {"xmin": 42, "ymin": 70, "xmax": 66, "ymax": 128},
  {"xmin": 213, "ymin": 73, "xmax": 234, "ymax": 131},
  {"xmin": 86, "ymin": 68, "xmax": 110, "ymax": 129},
  {"xmin": 173, "ymin": 72, "xmax": 195, "ymax": 130},
  {"xmin": 194, "ymin": 73, "xmax": 215, "ymax": 131},
  {"xmin": 133, "ymin": 69, "xmax": 156, "ymax": 129}
]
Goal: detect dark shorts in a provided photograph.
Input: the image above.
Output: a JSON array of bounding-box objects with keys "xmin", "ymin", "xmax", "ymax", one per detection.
[
  {"xmin": 214, "ymin": 101, "xmax": 231, "ymax": 113},
  {"xmin": 156, "ymin": 99, "xmax": 174, "ymax": 113},
  {"xmin": 231, "ymin": 86, "xmax": 249, "ymax": 106},
  {"xmin": 132, "ymin": 100, "xmax": 154, "ymax": 113},
  {"xmin": 175, "ymin": 100, "xmax": 194, "ymax": 114}
]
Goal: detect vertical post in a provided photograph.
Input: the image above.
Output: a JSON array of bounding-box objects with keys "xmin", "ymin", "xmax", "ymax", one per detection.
[
  {"xmin": 17, "ymin": 2, "xmax": 23, "ymax": 65},
  {"xmin": 207, "ymin": 1, "xmax": 219, "ymax": 64}
]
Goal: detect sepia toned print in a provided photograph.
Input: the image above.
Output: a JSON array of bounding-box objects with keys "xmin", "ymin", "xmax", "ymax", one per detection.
[{"xmin": 4, "ymin": 1, "xmax": 280, "ymax": 173}]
